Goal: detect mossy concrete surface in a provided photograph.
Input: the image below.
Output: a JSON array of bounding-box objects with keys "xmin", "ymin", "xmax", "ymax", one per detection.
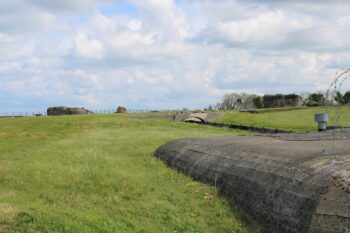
[{"xmin": 155, "ymin": 130, "xmax": 350, "ymax": 233}]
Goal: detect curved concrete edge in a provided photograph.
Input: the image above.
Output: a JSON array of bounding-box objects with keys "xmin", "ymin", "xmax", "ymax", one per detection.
[
  {"xmin": 174, "ymin": 112, "xmax": 223, "ymax": 122},
  {"xmin": 154, "ymin": 136, "xmax": 350, "ymax": 233},
  {"xmin": 183, "ymin": 117, "xmax": 205, "ymax": 123}
]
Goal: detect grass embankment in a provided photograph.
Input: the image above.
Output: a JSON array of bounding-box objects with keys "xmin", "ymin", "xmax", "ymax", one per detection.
[
  {"xmin": 215, "ymin": 106, "xmax": 350, "ymax": 132},
  {"xmin": 0, "ymin": 114, "xmax": 258, "ymax": 233}
]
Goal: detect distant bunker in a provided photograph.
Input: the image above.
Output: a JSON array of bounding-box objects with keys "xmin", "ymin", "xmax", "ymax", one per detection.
[
  {"xmin": 127, "ymin": 112, "xmax": 222, "ymax": 122},
  {"xmin": 175, "ymin": 112, "xmax": 223, "ymax": 123},
  {"xmin": 263, "ymin": 94, "xmax": 303, "ymax": 108},
  {"xmin": 47, "ymin": 106, "xmax": 93, "ymax": 116},
  {"xmin": 155, "ymin": 130, "xmax": 350, "ymax": 233},
  {"xmin": 183, "ymin": 113, "xmax": 208, "ymax": 123},
  {"xmin": 116, "ymin": 106, "xmax": 127, "ymax": 113}
]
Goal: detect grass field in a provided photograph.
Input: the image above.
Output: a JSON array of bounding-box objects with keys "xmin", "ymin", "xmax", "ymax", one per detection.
[
  {"xmin": 215, "ymin": 106, "xmax": 350, "ymax": 132},
  {"xmin": 0, "ymin": 114, "xmax": 258, "ymax": 233}
]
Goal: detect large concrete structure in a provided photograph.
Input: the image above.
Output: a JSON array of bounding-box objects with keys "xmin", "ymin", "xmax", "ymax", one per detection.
[
  {"xmin": 263, "ymin": 94, "xmax": 303, "ymax": 108},
  {"xmin": 155, "ymin": 130, "xmax": 350, "ymax": 233},
  {"xmin": 47, "ymin": 106, "xmax": 93, "ymax": 116},
  {"xmin": 116, "ymin": 106, "xmax": 127, "ymax": 113}
]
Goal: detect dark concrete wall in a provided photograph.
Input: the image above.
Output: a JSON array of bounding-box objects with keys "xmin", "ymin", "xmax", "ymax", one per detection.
[
  {"xmin": 116, "ymin": 106, "xmax": 127, "ymax": 113},
  {"xmin": 155, "ymin": 135, "xmax": 350, "ymax": 233},
  {"xmin": 263, "ymin": 94, "xmax": 302, "ymax": 108},
  {"xmin": 47, "ymin": 106, "xmax": 92, "ymax": 116}
]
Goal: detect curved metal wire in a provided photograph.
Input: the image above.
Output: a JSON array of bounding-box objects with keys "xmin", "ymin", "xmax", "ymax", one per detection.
[
  {"xmin": 325, "ymin": 69, "xmax": 350, "ymax": 155},
  {"xmin": 326, "ymin": 68, "xmax": 350, "ymax": 117}
]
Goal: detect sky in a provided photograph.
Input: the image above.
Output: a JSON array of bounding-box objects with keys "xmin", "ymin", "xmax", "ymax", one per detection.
[{"xmin": 1, "ymin": 0, "xmax": 350, "ymax": 112}]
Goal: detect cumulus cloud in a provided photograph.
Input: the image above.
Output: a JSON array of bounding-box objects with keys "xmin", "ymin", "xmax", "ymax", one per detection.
[
  {"xmin": 1, "ymin": 0, "xmax": 350, "ymax": 112},
  {"xmin": 27, "ymin": 0, "xmax": 113, "ymax": 12},
  {"xmin": 74, "ymin": 32, "xmax": 105, "ymax": 59},
  {"xmin": 129, "ymin": 0, "xmax": 190, "ymax": 39}
]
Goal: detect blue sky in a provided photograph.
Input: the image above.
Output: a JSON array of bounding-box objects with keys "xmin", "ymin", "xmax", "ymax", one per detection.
[{"xmin": 1, "ymin": 0, "xmax": 350, "ymax": 112}]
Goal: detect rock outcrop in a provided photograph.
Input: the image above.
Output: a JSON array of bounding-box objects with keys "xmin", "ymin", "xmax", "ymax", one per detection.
[{"xmin": 155, "ymin": 131, "xmax": 350, "ymax": 233}]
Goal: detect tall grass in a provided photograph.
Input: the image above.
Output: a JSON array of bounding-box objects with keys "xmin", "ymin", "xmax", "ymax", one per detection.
[{"xmin": 0, "ymin": 114, "xmax": 258, "ymax": 233}]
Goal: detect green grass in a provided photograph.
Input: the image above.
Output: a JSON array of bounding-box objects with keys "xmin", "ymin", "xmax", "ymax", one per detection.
[
  {"xmin": 215, "ymin": 106, "xmax": 350, "ymax": 132},
  {"xmin": 0, "ymin": 114, "xmax": 258, "ymax": 233}
]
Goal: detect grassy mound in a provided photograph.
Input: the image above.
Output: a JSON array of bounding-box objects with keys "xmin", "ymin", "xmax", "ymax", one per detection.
[
  {"xmin": 215, "ymin": 106, "xmax": 350, "ymax": 132},
  {"xmin": 0, "ymin": 114, "xmax": 258, "ymax": 233}
]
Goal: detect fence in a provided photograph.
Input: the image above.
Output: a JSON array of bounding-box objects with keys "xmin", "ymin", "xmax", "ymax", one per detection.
[
  {"xmin": 0, "ymin": 111, "xmax": 47, "ymax": 118},
  {"xmin": 92, "ymin": 109, "xmax": 160, "ymax": 114},
  {"xmin": 0, "ymin": 108, "xmax": 162, "ymax": 118}
]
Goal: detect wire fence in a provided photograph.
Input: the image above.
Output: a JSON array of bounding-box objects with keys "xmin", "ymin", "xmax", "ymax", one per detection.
[
  {"xmin": 0, "ymin": 111, "xmax": 46, "ymax": 118},
  {"xmin": 0, "ymin": 108, "xmax": 162, "ymax": 118}
]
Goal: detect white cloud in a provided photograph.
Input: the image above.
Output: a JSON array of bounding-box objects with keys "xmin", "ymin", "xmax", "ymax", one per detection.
[
  {"xmin": 76, "ymin": 95, "xmax": 97, "ymax": 105},
  {"xmin": 0, "ymin": 62, "xmax": 21, "ymax": 73},
  {"xmin": 127, "ymin": 19, "xmax": 143, "ymax": 31},
  {"xmin": 129, "ymin": 0, "xmax": 192, "ymax": 41},
  {"xmin": 1, "ymin": 0, "xmax": 350, "ymax": 112},
  {"xmin": 216, "ymin": 10, "xmax": 313, "ymax": 42},
  {"xmin": 74, "ymin": 32, "xmax": 105, "ymax": 59},
  {"xmin": 27, "ymin": 0, "xmax": 113, "ymax": 12}
]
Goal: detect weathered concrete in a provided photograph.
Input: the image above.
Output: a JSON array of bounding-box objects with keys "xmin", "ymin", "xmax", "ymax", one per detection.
[
  {"xmin": 155, "ymin": 131, "xmax": 350, "ymax": 233},
  {"xmin": 263, "ymin": 94, "xmax": 303, "ymax": 108},
  {"xmin": 183, "ymin": 113, "xmax": 208, "ymax": 123},
  {"xmin": 116, "ymin": 106, "xmax": 127, "ymax": 113},
  {"xmin": 193, "ymin": 109, "xmax": 205, "ymax": 113},
  {"xmin": 47, "ymin": 106, "xmax": 93, "ymax": 116},
  {"xmin": 183, "ymin": 116, "xmax": 205, "ymax": 123},
  {"xmin": 173, "ymin": 112, "xmax": 190, "ymax": 121},
  {"xmin": 174, "ymin": 112, "xmax": 223, "ymax": 122}
]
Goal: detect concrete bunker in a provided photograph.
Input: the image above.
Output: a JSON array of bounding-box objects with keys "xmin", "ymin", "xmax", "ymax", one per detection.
[
  {"xmin": 47, "ymin": 106, "xmax": 93, "ymax": 116},
  {"xmin": 155, "ymin": 130, "xmax": 350, "ymax": 233},
  {"xmin": 116, "ymin": 106, "xmax": 127, "ymax": 113},
  {"xmin": 183, "ymin": 113, "xmax": 208, "ymax": 123},
  {"xmin": 263, "ymin": 94, "xmax": 303, "ymax": 108},
  {"xmin": 174, "ymin": 112, "xmax": 223, "ymax": 122}
]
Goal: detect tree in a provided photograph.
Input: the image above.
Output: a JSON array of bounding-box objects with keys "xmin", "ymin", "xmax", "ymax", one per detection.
[
  {"xmin": 221, "ymin": 93, "xmax": 239, "ymax": 110},
  {"xmin": 252, "ymin": 96, "xmax": 263, "ymax": 109},
  {"xmin": 343, "ymin": 91, "xmax": 350, "ymax": 104},
  {"xmin": 307, "ymin": 93, "xmax": 326, "ymax": 106},
  {"xmin": 218, "ymin": 93, "xmax": 261, "ymax": 110},
  {"xmin": 334, "ymin": 91, "xmax": 344, "ymax": 104},
  {"xmin": 299, "ymin": 92, "xmax": 310, "ymax": 103}
]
